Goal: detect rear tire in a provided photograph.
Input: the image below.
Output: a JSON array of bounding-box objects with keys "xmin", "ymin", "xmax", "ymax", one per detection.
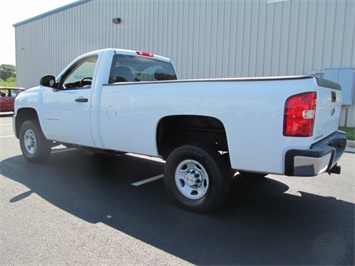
[
  {"xmin": 164, "ymin": 144, "xmax": 230, "ymax": 212},
  {"xmin": 19, "ymin": 120, "xmax": 51, "ymax": 162}
]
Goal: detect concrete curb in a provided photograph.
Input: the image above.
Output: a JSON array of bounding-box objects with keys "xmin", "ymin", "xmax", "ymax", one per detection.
[
  {"xmin": 347, "ymin": 140, "xmax": 355, "ymax": 148},
  {"xmin": 345, "ymin": 140, "xmax": 355, "ymax": 153}
]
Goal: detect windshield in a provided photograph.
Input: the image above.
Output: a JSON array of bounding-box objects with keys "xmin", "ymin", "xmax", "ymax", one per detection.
[{"xmin": 109, "ymin": 54, "xmax": 177, "ymax": 83}]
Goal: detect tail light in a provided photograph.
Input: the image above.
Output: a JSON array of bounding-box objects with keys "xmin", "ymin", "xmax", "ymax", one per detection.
[{"xmin": 283, "ymin": 92, "xmax": 316, "ymax": 137}]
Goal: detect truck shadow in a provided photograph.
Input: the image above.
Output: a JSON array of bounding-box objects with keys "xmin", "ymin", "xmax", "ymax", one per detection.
[{"xmin": 1, "ymin": 149, "xmax": 353, "ymax": 265}]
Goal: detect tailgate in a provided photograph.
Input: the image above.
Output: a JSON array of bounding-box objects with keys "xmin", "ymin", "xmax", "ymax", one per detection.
[{"xmin": 312, "ymin": 77, "xmax": 342, "ymax": 142}]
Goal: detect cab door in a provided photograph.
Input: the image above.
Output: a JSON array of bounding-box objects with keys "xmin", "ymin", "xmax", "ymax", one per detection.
[{"xmin": 43, "ymin": 55, "xmax": 98, "ymax": 147}]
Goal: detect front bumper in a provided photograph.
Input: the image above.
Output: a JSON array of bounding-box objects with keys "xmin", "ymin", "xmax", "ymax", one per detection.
[{"xmin": 285, "ymin": 131, "xmax": 347, "ymax": 176}]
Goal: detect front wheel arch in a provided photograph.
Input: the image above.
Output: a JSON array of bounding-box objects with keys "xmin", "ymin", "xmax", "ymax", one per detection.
[{"xmin": 14, "ymin": 108, "xmax": 39, "ymax": 138}]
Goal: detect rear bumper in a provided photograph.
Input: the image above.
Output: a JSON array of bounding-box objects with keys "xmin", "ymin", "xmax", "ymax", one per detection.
[{"xmin": 285, "ymin": 131, "xmax": 347, "ymax": 176}]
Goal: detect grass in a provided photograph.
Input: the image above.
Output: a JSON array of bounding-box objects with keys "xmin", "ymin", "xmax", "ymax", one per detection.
[{"xmin": 339, "ymin": 127, "xmax": 355, "ymax": 141}]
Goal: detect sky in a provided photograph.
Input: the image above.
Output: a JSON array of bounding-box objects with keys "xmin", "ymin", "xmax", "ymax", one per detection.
[{"xmin": 0, "ymin": 0, "xmax": 77, "ymax": 66}]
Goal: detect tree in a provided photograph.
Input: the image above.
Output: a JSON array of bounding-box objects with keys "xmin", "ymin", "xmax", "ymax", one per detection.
[
  {"xmin": 0, "ymin": 64, "xmax": 16, "ymax": 81},
  {"xmin": 0, "ymin": 77, "xmax": 16, "ymax": 87}
]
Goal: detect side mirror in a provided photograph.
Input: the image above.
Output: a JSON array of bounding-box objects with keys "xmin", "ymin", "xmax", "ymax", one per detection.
[{"xmin": 40, "ymin": 75, "xmax": 56, "ymax": 87}]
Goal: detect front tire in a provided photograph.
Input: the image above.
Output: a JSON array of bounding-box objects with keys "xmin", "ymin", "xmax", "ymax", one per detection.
[
  {"xmin": 19, "ymin": 120, "xmax": 51, "ymax": 162},
  {"xmin": 164, "ymin": 144, "xmax": 230, "ymax": 212}
]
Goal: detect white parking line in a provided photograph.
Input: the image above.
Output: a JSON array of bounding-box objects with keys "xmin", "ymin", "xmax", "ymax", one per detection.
[
  {"xmin": 131, "ymin": 174, "xmax": 164, "ymax": 186},
  {"xmin": 0, "ymin": 135, "xmax": 14, "ymax": 138},
  {"xmin": 51, "ymin": 148, "xmax": 77, "ymax": 154}
]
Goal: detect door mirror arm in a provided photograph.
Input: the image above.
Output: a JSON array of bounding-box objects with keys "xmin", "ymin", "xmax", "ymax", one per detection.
[{"xmin": 57, "ymin": 75, "xmax": 66, "ymax": 90}]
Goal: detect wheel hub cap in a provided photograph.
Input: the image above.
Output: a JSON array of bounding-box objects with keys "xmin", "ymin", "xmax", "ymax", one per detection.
[
  {"xmin": 24, "ymin": 129, "xmax": 37, "ymax": 154},
  {"xmin": 175, "ymin": 159, "xmax": 209, "ymax": 200},
  {"xmin": 185, "ymin": 169, "xmax": 202, "ymax": 187}
]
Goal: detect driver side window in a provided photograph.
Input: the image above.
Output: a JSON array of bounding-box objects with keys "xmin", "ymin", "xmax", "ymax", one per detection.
[{"xmin": 62, "ymin": 55, "xmax": 98, "ymax": 89}]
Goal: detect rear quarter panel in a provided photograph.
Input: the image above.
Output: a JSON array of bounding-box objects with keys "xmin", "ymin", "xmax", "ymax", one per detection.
[
  {"xmin": 197, "ymin": 78, "xmax": 318, "ymax": 174},
  {"xmin": 99, "ymin": 77, "xmax": 318, "ymax": 174},
  {"xmin": 99, "ymin": 82, "xmax": 203, "ymax": 153}
]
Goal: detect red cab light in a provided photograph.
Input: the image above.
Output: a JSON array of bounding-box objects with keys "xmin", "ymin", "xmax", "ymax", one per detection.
[
  {"xmin": 283, "ymin": 92, "xmax": 316, "ymax": 137},
  {"xmin": 136, "ymin": 50, "xmax": 154, "ymax": 57}
]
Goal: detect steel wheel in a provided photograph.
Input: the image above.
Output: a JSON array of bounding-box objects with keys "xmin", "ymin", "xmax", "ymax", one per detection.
[
  {"xmin": 19, "ymin": 120, "xmax": 51, "ymax": 162},
  {"xmin": 165, "ymin": 144, "xmax": 231, "ymax": 212},
  {"xmin": 23, "ymin": 129, "xmax": 37, "ymax": 155},
  {"xmin": 175, "ymin": 159, "xmax": 209, "ymax": 200}
]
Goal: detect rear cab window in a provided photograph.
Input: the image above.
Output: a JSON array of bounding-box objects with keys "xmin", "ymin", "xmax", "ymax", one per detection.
[{"xmin": 109, "ymin": 54, "xmax": 177, "ymax": 83}]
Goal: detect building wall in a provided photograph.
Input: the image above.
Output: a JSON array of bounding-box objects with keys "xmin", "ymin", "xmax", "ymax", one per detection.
[{"xmin": 14, "ymin": 0, "xmax": 355, "ymax": 126}]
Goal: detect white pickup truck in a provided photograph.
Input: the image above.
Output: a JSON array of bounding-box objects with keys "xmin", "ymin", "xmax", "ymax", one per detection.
[{"xmin": 13, "ymin": 48, "xmax": 347, "ymax": 212}]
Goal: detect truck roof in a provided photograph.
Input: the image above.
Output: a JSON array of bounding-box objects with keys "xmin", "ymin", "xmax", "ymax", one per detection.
[{"xmin": 96, "ymin": 48, "xmax": 173, "ymax": 63}]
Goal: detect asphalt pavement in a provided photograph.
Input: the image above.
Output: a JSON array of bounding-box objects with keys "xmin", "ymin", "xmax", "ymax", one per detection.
[{"xmin": 1, "ymin": 114, "xmax": 354, "ymax": 265}]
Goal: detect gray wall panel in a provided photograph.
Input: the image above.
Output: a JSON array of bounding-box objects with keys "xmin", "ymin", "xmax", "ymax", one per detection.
[
  {"xmin": 15, "ymin": 0, "xmax": 355, "ymax": 86},
  {"xmin": 14, "ymin": 0, "xmax": 355, "ymax": 126}
]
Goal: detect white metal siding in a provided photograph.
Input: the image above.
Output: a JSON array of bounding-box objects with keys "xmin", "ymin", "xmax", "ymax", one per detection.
[
  {"xmin": 15, "ymin": 0, "xmax": 355, "ymax": 103},
  {"xmin": 15, "ymin": 0, "xmax": 355, "ymax": 86}
]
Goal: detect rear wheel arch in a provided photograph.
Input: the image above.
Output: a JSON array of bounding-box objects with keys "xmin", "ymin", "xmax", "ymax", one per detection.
[{"xmin": 156, "ymin": 115, "xmax": 229, "ymax": 160}]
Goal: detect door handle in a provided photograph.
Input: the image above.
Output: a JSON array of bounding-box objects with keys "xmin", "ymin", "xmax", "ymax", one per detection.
[{"xmin": 75, "ymin": 97, "xmax": 88, "ymax": 103}]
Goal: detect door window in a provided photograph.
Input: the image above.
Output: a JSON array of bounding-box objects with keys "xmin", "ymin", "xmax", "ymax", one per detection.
[{"xmin": 61, "ymin": 55, "xmax": 98, "ymax": 89}]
